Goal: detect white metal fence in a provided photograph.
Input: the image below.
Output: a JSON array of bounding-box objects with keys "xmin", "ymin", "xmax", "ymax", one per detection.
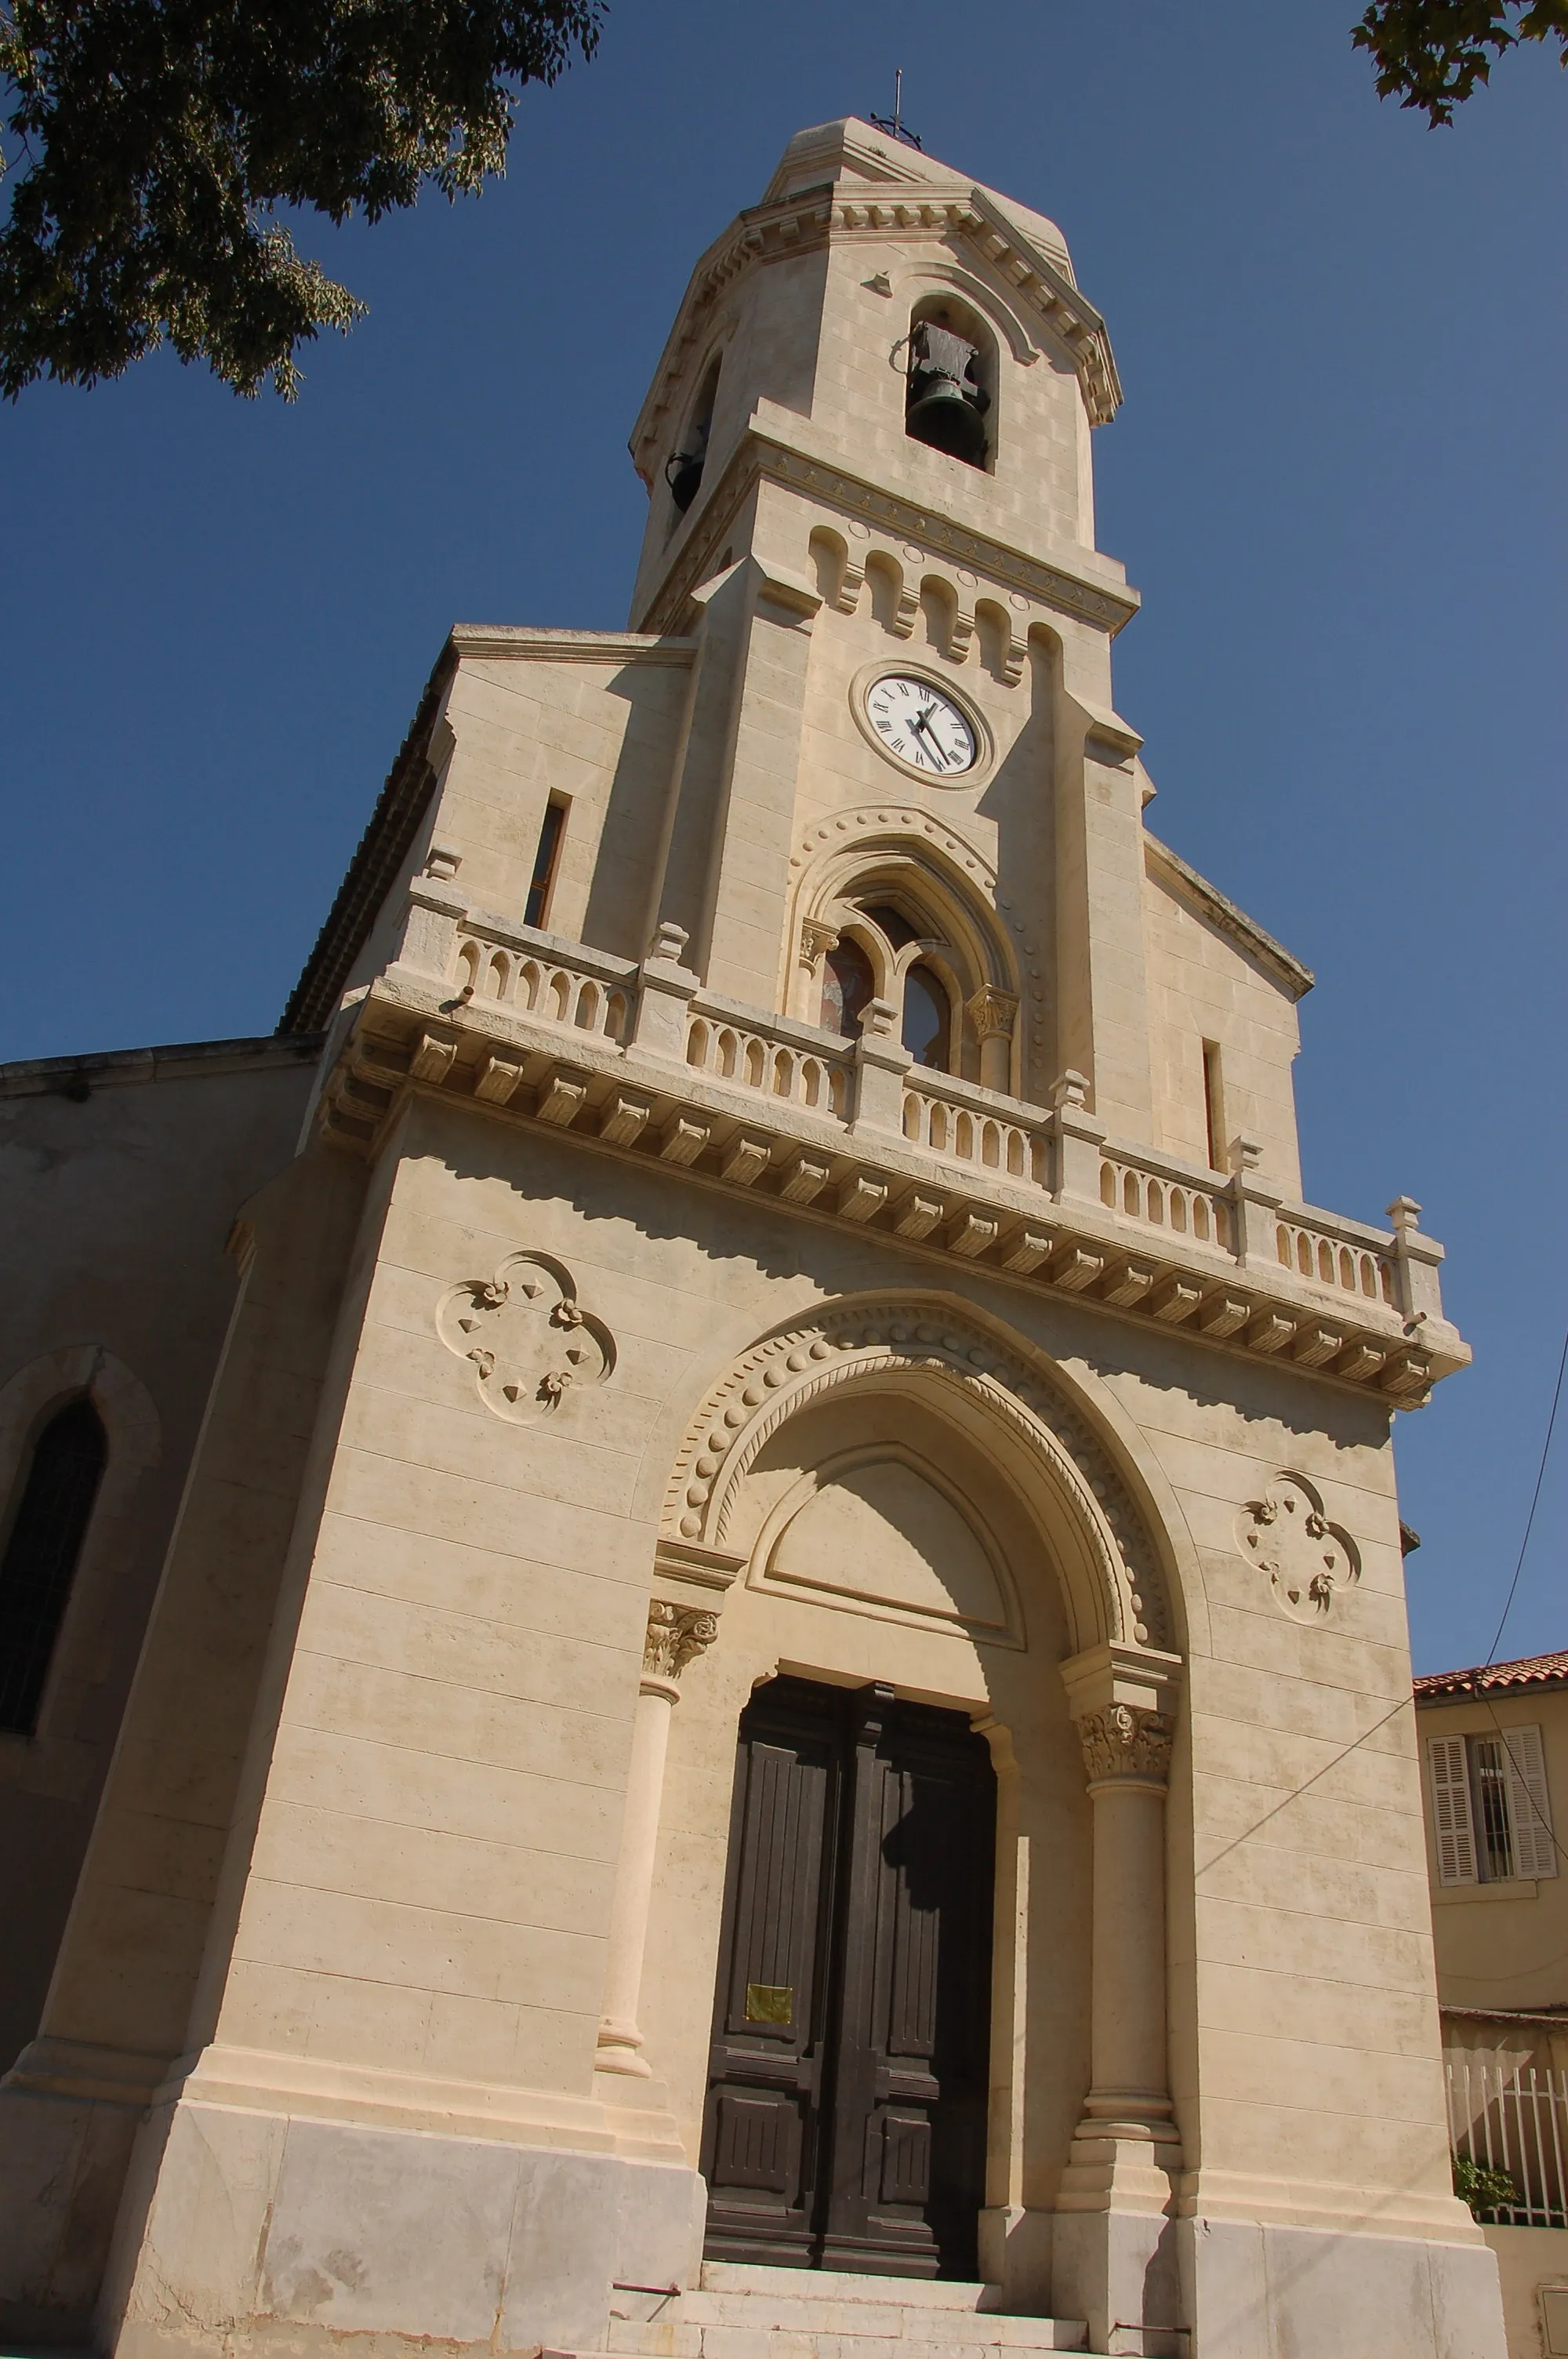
[{"xmin": 1446, "ymin": 2058, "xmax": 1568, "ymax": 2227}]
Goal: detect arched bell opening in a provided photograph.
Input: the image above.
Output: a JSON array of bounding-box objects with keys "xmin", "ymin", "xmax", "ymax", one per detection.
[
  {"xmin": 665, "ymin": 350, "xmax": 722, "ymax": 528},
  {"xmin": 905, "ymin": 293, "xmax": 996, "ymax": 473}
]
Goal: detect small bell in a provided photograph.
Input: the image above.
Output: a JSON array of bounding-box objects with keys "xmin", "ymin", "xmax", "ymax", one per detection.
[
  {"xmin": 905, "ymin": 318, "xmax": 989, "ymax": 468},
  {"xmin": 906, "ymin": 379, "xmax": 989, "ymax": 464},
  {"xmin": 665, "ymin": 451, "xmax": 705, "ymax": 513}
]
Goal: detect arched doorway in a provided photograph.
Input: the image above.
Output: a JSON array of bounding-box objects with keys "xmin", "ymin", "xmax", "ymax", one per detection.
[{"xmin": 607, "ymin": 1297, "xmax": 1181, "ymax": 2310}]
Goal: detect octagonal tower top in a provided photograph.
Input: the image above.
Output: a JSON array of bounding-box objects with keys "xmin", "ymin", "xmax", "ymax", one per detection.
[{"xmin": 626, "ymin": 118, "xmax": 1122, "ymax": 631}]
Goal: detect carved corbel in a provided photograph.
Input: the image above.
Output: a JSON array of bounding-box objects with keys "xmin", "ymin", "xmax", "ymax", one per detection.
[
  {"xmin": 800, "ymin": 918, "xmax": 839, "ymax": 976},
  {"xmin": 834, "ymin": 553, "xmax": 866, "ymax": 615}
]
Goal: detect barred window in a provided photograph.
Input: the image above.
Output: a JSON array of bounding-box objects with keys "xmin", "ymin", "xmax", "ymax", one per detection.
[{"xmin": 0, "ymin": 1397, "xmax": 107, "ymax": 1736}]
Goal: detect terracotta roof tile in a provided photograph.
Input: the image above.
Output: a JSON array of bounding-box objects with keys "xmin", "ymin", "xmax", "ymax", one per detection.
[{"xmin": 1414, "ymin": 1648, "xmax": 1568, "ymax": 1699}]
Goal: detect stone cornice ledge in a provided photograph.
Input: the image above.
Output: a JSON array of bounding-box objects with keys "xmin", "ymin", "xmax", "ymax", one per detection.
[
  {"xmin": 1145, "ymin": 833, "xmax": 1314, "ymax": 1001},
  {"xmin": 638, "ymin": 405, "xmax": 1140, "ymax": 639},
  {"xmin": 449, "ymin": 624, "xmax": 697, "ymax": 667},
  {"xmin": 320, "ymin": 956, "xmax": 1465, "ymax": 1411}
]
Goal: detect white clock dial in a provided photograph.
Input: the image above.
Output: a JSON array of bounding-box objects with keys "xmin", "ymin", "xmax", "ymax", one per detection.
[{"xmin": 864, "ymin": 676, "xmax": 978, "ymax": 776}]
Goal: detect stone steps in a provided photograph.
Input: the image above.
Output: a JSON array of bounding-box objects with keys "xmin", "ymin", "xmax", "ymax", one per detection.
[{"xmin": 550, "ymin": 2260, "xmax": 1098, "ymax": 2359}]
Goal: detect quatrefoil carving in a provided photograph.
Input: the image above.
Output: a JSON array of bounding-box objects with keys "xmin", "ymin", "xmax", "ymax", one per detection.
[
  {"xmin": 437, "ymin": 1251, "xmax": 614, "ymax": 1425},
  {"xmin": 1236, "ymin": 1471, "xmax": 1359, "ymax": 1623}
]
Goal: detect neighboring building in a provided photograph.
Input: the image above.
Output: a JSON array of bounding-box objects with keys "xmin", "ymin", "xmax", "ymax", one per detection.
[
  {"xmin": 0, "ymin": 118, "xmax": 1505, "ymax": 2359},
  {"xmin": 1419, "ymin": 1649, "xmax": 1567, "ymax": 2047},
  {"xmin": 1417, "ymin": 1654, "xmax": 1568, "ymax": 2359}
]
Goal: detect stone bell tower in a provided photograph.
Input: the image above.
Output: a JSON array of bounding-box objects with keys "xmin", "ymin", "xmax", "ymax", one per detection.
[
  {"xmin": 0, "ymin": 117, "xmax": 1501, "ymax": 2359},
  {"xmin": 618, "ymin": 116, "xmax": 1150, "ymax": 1133}
]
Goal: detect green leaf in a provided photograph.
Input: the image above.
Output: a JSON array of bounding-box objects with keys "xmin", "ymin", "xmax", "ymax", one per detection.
[{"xmin": 0, "ymin": 0, "xmax": 604, "ymax": 397}]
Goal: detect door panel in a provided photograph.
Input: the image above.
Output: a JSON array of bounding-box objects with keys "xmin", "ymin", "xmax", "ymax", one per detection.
[
  {"xmin": 701, "ymin": 1687, "xmax": 843, "ymax": 2265},
  {"xmin": 702, "ymin": 1677, "xmax": 994, "ymax": 2278}
]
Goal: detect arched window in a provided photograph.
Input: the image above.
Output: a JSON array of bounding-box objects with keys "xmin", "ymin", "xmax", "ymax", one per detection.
[
  {"xmin": 905, "ymin": 297, "xmax": 993, "ymax": 471},
  {"xmin": 666, "ymin": 354, "xmax": 721, "ymax": 518},
  {"xmin": 0, "ymin": 1396, "xmax": 107, "ymax": 1736},
  {"xmin": 820, "ymin": 937, "xmax": 875, "ymax": 1040},
  {"xmin": 902, "ymin": 962, "xmax": 950, "ymax": 1068}
]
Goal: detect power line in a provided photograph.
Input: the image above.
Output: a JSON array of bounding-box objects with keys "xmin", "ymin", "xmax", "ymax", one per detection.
[
  {"xmin": 1483, "ymin": 1318, "xmax": 1568, "ymax": 1671},
  {"xmin": 1466, "ymin": 1314, "xmax": 1568, "ymax": 1872}
]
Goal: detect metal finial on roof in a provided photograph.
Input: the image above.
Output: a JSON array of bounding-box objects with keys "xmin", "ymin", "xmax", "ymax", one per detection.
[{"xmin": 869, "ymin": 67, "xmax": 923, "ymax": 151}]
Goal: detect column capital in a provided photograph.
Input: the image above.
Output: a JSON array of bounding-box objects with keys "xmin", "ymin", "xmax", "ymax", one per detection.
[
  {"xmin": 1076, "ymin": 1703, "xmax": 1174, "ymax": 1789},
  {"xmin": 967, "ymin": 985, "xmax": 1018, "ymax": 1041},
  {"xmin": 800, "ymin": 918, "xmax": 839, "ymax": 972},
  {"xmin": 642, "ymin": 1599, "xmax": 718, "ymax": 1688}
]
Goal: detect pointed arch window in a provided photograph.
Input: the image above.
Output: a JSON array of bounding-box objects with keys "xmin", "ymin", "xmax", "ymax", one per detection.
[
  {"xmin": 0, "ymin": 1397, "xmax": 107, "ymax": 1735},
  {"xmin": 902, "ymin": 962, "xmax": 950, "ymax": 1069}
]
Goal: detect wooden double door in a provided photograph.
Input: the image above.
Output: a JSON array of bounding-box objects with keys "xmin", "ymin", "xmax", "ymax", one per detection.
[{"xmin": 700, "ymin": 1677, "xmax": 996, "ymax": 2278}]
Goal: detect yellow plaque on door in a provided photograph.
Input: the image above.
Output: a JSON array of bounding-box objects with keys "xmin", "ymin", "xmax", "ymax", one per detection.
[{"xmin": 745, "ymin": 1983, "xmax": 793, "ymax": 2025}]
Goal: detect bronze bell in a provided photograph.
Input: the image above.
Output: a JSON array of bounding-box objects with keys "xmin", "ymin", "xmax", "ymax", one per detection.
[
  {"xmin": 665, "ymin": 451, "xmax": 705, "ymax": 513},
  {"xmin": 905, "ymin": 318, "xmax": 989, "ymax": 467},
  {"xmin": 906, "ymin": 376, "xmax": 989, "ymax": 465}
]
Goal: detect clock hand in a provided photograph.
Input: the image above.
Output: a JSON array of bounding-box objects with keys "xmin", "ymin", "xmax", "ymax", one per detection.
[{"xmin": 910, "ymin": 710, "xmax": 952, "ymax": 770}]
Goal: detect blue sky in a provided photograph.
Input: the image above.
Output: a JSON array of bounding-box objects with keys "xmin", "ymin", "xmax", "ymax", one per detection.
[{"xmin": 2, "ymin": 1, "xmax": 1563, "ymax": 1674}]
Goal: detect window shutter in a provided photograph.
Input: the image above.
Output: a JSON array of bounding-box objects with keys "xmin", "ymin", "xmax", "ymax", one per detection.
[
  {"xmin": 1428, "ymin": 1735, "xmax": 1479, "ymax": 1885},
  {"xmin": 1501, "ymin": 1724, "xmax": 1558, "ymax": 1881}
]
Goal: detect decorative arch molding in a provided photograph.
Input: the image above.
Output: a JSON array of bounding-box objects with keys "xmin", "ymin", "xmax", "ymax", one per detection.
[
  {"xmin": 789, "ymin": 809, "xmax": 1013, "ymax": 983},
  {"xmin": 659, "ymin": 1293, "xmax": 1175, "ymax": 1658},
  {"xmin": 0, "ymin": 1343, "xmax": 162, "ymax": 1761},
  {"xmin": 886, "ymin": 260, "xmax": 1040, "ymax": 368}
]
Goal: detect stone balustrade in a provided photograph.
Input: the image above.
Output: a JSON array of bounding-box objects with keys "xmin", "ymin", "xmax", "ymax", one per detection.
[
  {"xmin": 1274, "ymin": 1210, "xmax": 1397, "ymax": 1310},
  {"xmin": 901, "ymin": 1069, "xmax": 1051, "ymax": 1189},
  {"xmin": 326, "ymin": 890, "xmax": 1464, "ymax": 1406},
  {"xmin": 684, "ymin": 1000, "xmax": 851, "ymax": 1119},
  {"xmin": 1098, "ymin": 1150, "xmax": 1231, "ymax": 1255}
]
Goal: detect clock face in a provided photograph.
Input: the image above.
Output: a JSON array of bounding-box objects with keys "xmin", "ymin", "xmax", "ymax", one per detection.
[{"xmin": 864, "ymin": 676, "xmax": 978, "ymax": 776}]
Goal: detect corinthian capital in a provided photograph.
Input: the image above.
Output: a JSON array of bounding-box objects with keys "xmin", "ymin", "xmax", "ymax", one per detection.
[
  {"xmin": 967, "ymin": 986, "xmax": 1018, "ymax": 1041},
  {"xmin": 1076, "ymin": 1702, "xmax": 1174, "ymax": 1786},
  {"xmin": 643, "ymin": 1600, "xmax": 719, "ymax": 1684}
]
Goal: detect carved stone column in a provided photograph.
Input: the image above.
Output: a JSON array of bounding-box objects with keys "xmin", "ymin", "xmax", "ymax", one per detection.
[
  {"xmin": 1073, "ymin": 1703, "xmax": 1178, "ymax": 2166},
  {"xmin": 967, "ymin": 985, "xmax": 1018, "ymax": 1095},
  {"xmin": 797, "ymin": 918, "xmax": 839, "ymax": 1021},
  {"xmin": 594, "ymin": 1602, "xmax": 717, "ymax": 2077},
  {"xmin": 1054, "ymin": 1697, "xmax": 1182, "ymax": 2358}
]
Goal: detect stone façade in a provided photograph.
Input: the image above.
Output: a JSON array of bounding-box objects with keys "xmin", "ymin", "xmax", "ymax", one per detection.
[{"xmin": 0, "ymin": 115, "xmax": 1500, "ymax": 2359}]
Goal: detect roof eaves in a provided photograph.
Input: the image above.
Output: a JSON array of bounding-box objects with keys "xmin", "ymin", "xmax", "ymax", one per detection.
[
  {"xmin": 1414, "ymin": 1648, "xmax": 1568, "ymax": 1699},
  {"xmin": 0, "ymin": 1033, "xmax": 325, "ymax": 1100},
  {"xmin": 278, "ymin": 642, "xmax": 456, "ymax": 1038},
  {"xmin": 1144, "ymin": 831, "xmax": 1315, "ymax": 1001}
]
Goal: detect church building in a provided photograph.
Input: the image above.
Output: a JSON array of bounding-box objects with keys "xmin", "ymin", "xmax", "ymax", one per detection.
[{"xmin": 0, "ymin": 118, "xmax": 1504, "ymax": 2359}]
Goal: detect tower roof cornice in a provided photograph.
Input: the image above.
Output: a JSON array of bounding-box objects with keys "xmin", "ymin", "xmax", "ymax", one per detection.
[{"xmin": 629, "ymin": 144, "xmax": 1121, "ymax": 488}]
